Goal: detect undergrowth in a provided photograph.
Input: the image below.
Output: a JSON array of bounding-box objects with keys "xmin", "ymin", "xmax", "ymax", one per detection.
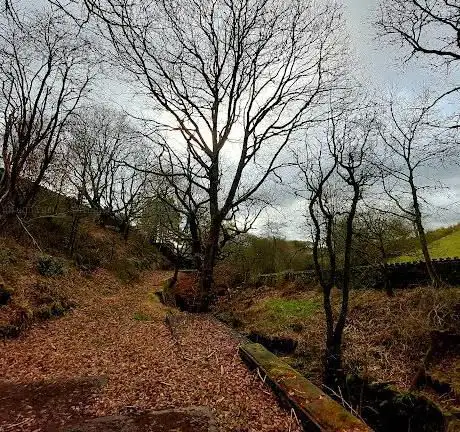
[{"xmin": 217, "ymin": 284, "xmax": 460, "ymax": 391}]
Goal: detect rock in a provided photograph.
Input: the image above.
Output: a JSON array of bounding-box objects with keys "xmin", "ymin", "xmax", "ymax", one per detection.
[
  {"xmin": 64, "ymin": 407, "xmax": 217, "ymax": 432},
  {"xmin": 239, "ymin": 343, "xmax": 371, "ymax": 432}
]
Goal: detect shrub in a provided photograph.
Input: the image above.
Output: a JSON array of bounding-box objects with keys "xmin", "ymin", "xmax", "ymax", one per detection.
[
  {"xmin": 37, "ymin": 255, "xmax": 64, "ymax": 276},
  {"xmin": 0, "ymin": 246, "xmax": 18, "ymax": 268},
  {"xmin": 31, "ymin": 282, "xmax": 75, "ymax": 317},
  {"xmin": 74, "ymin": 249, "xmax": 102, "ymax": 271},
  {"xmin": 109, "ymin": 258, "xmax": 141, "ymax": 283}
]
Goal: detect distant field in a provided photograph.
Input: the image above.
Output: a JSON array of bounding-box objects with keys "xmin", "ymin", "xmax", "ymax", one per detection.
[{"xmin": 391, "ymin": 228, "xmax": 460, "ymax": 263}]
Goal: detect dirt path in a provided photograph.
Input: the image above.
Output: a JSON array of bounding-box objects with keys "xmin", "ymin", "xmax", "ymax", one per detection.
[{"xmin": 0, "ymin": 271, "xmax": 300, "ymax": 432}]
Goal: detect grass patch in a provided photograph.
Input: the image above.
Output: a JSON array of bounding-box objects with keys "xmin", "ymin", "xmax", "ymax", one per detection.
[
  {"xmin": 264, "ymin": 298, "xmax": 320, "ymax": 319},
  {"xmin": 248, "ymin": 297, "xmax": 321, "ymax": 333},
  {"xmin": 133, "ymin": 311, "xmax": 151, "ymax": 321},
  {"xmin": 427, "ymin": 228, "xmax": 460, "ymax": 258}
]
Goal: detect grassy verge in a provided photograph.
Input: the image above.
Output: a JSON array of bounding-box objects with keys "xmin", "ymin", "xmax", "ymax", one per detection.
[
  {"xmin": 249, "ymin": 297, "xmax": 321, "ymax": 333},
  {"xmin": 216, "ymin": 283, "xmax": 460, "ymax": 396}
]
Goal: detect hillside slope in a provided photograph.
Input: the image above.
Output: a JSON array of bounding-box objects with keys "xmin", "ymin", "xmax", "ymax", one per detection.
[
  {"xmin": 392, "ymin": 225, "xmax": 460, "ymax": 263},
  {"xmin": 0, "ymin": 207, "xmax": 167, "ymax": 337}
]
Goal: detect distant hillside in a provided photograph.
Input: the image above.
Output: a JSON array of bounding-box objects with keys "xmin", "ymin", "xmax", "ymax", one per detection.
[{"xmin": 391, "ymin": 224, "xmax": 460, "ymax": 263}]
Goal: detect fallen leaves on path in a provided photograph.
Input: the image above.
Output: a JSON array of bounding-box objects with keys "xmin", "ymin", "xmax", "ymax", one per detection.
[{"xmin": 0, "ymin": 270, "xmax": 301, "ymax": 432}]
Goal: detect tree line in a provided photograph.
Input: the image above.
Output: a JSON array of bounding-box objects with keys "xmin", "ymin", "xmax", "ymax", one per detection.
[{"xmin": 0, "ymin": 0, "xmax": 459, "ymax": 388}]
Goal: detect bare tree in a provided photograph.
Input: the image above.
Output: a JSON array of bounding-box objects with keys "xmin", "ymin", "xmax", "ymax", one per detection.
[
  {"xmin": 375, "ymin": 94, "xmax": 457, "ymax": 286},
  {"xmin": 377, "ymin": 0, "xmax": 460, "ymax": 129},
  {"xmin": 53, "ymin": 0, "xmax": 346, "ymax": 310},
  {"xmin": 295, "ymin": 107, "xmax": 376, "ymax": 387},
  {"xmin": 377, "ymin": 0, "xmax": 460, "ymax": 66},
  {"xmin": 354, "ymin": 209, "xmax": 413, "ymax": 296},
  {"xmin": 116, "ymin": 149, "xmax": 151, "ymax": 239},
  {"xmin": 0, "ymin": 5, "xmax": 94, "ymax": 216},
  {"xmin": 65, "ymin": 106, "xmax": 151, "ymax": 237}
]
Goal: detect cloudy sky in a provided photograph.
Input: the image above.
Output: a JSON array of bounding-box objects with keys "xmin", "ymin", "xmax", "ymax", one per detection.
[
  {"xmin": 19, "ymin": 0, "xmax": 460, "ymax": 238},
  {"xmin": 346, "ymin": 0, "xmax": 460, "ymax": 228},
  {"xmin": 268, "ymin": 0, "xmax": 460, "ymax": 239}
]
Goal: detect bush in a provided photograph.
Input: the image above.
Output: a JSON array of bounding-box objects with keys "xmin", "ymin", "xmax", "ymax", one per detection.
[
  {"xmin": 31, "ymin": 282, "xmax": 75, "ymax": 316},
  {"xmin": 74, "ymin": 249, "xmax": 102, "ymax": 271},
  {"xmin": 35, "ymin": 301, "xmax": 68, "ymax": 320},
  {"xmin": 0, "ymin": 246, "xmax": 18, "ymax": 268},
  {"xmin": 109, "ymin": 258, "xmax": 141, "ymax": 283},
  {"xmin": 37, "ymin": 255, "xmax": 64, "ymax": 276}
]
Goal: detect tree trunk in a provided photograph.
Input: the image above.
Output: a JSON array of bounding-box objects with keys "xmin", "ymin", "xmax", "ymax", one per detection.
[
  {"xmin": 324, "ymin": 335, "xmax": 344, "ymax": 389},
  {"xmin": 196, "ymin": 156, "xmax": 220, "ymax": 312},
  {"xmin": 123, "ymin": 221, "xmax": 130, "ymax": 241},
  {"xmin": 188, "ymin": 213, "xmax": 202, "ymax": 270},
  {"xmin": 68, "ymin": 214, "xmax": 80, "ymax": 256},
  {"xmin": 68, "ymin": 193, "xmax": 83, "ymax": 256},
  {"xmin": 197, "ymin": 227, "xmax": 219, "ymax": 312},
  {"xmin": 0, "ymin": 174, "xmax": 15, "ymax": 215},
  {"xmin": 323, "ymin": 180, "xmax": 359, "ymax": 389},
  {"xmin": 378, "ymin": 235, "xmax": 393, "ymax": 296},
  {"xmin": 416, "ymin": 218, "xmax": 440, "ymax": 287},
  {"xmin": 409, "ymin": 176, "xmax": 441, "ymax": 287}
]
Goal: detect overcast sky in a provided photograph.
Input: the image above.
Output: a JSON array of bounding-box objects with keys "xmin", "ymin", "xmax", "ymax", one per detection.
[
  {"xmin": 346, "ymin": 0, "xmax": 460, "ymax": 229},
  {"xmin": 21, "ymin": 0, "xmax": 460, "ymax": 238},
  {"xmin": 260, "ymin": 0, "xmax": 460, "ymax": 239}
]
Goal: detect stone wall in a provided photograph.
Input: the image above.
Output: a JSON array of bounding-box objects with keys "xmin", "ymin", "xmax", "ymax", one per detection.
[{"xmin": 256, "ymin": 258, "xmax": 460, "ymax": 289}]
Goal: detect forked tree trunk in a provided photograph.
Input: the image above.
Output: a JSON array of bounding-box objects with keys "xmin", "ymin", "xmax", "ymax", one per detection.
[
  {"xmin": 409, "ymin": 177, "xmax": 441, "ymax": 287},
  {"xmin": 321, "ymin": 179, "xmax": 360, "ymax": 390}
]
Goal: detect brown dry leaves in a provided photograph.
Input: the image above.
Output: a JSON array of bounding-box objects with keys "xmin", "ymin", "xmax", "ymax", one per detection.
[{"xmin": 0, "ymin": 270, "xmax": 301, "ymax": 432}]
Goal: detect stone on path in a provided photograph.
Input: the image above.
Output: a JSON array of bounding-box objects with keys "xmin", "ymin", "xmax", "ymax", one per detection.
[{"xmin": 64, "ymin": 407, "xmax": 217, "ymax": 432}]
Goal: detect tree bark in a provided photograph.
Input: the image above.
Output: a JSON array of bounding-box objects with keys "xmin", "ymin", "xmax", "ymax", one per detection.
[
  {"xmin": 378, "ymin": 234, "xmax": 393, "ymax": 296},
  {"xmin": 188, "ymin": 213, "xmax": 203, "ymax": 270},
  {"xmin": 197, "ymin": 228, "xmax": 219, "ymax": 312},
  {"xmin": 324, "ymin": 334, "xmax": 344, "ymax": 389},
  {"xmin": 409, "ymin": 175, "xmax": 441, "ymax": 287},
  {"xmin": 196, "ymin": 156, "xmax": 221, "ymax": 312}
]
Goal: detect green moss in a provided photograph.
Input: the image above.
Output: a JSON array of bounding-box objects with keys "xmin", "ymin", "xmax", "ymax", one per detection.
[
  {"xmin": 240, "ymin": 343, "xmax": 370, "ymax": 431},
  {"xmin": 147, "ymin": 291, "xmax": 160, "ymax": 303},
  {"xmin": 133, "ymin": 311, "xmax": 151, "ymax": 321}
]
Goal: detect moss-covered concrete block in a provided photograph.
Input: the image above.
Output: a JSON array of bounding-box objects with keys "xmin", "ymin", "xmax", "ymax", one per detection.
[{"xmin": 239, "ymin": 343, "xmax": 372, "ymax": 432}]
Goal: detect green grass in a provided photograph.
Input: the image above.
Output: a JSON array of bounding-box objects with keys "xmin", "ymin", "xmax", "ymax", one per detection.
[
  {"xmin": 249, "ymin": 297, "xmax": 321, "ymax": 333},
  {"xmin": 133, "ymin": 311, "xmax": 151, "ymax": 321},
  {"xmin": 391, "ymin": 228, "xmax": 460, "ymax": 263},
  {"xmin": 264, "ymin": 298, "xmax": 320, "ymax": 319}
]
